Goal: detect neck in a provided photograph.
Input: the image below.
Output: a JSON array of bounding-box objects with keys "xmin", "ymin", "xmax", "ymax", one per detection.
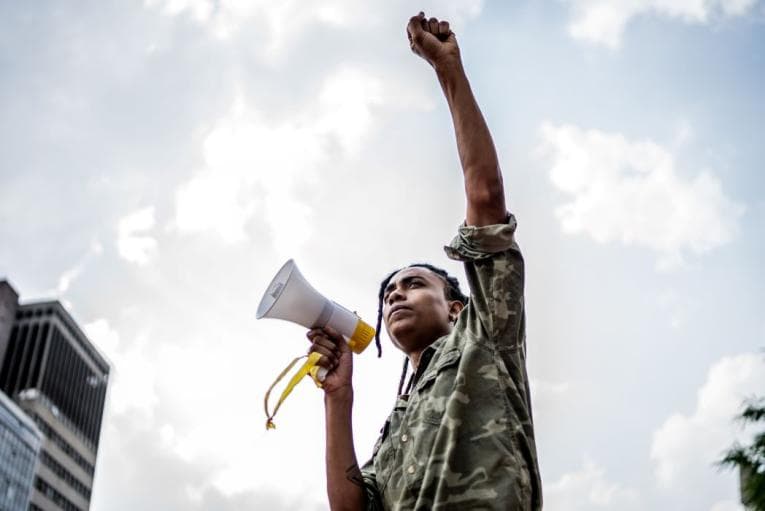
[
  {"xmin": 408, "ymin": 349, "xmax": 425, "ymax": 371},
  {"xmin": 394, "ymin": 324, "xmax": 453, "ymax": 370}
]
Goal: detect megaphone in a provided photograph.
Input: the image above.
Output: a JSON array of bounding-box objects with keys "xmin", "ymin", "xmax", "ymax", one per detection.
[
  {"xmin": 257, "ymin": 259, "xmax": 375, "ymax": 358},
  {"xmin": 257, "ymin": 259, "xmax": 375, "ymax": 429}
]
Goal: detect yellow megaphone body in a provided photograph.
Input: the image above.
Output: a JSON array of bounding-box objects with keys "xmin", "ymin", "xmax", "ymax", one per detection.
[{"xmin": 257, "ymin": 259, "xmax": 375, "ymax": 429}]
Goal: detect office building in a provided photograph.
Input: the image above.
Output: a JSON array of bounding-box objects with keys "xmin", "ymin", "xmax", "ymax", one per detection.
[
  {"xmin": 0, "ymin": 280, "xmax": 109, "ymax": 511},
  {"xmin": 0, "ymin": 390, "xmax": 42, "ymax": 510}
]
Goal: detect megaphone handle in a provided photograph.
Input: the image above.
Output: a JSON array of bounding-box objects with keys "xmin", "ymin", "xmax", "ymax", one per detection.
[{"xmin": 308, "ymin": 364, "xmax": 327, "ymax": 386}]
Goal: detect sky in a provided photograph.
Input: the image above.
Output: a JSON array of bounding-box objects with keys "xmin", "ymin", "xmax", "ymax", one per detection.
[{"xmin": 1, "ymin": 0, "xmax": 764, "ymax": 509}]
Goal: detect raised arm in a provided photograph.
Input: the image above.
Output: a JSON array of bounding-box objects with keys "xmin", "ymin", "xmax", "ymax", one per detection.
[{"xmin": 407, "ymin": 12, "xmax": 507, "ymax": 227}]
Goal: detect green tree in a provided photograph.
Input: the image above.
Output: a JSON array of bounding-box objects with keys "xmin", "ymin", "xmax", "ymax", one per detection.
[{"xmin": 719, "ymin": 397, "xmax": 765, "ymax": 510}]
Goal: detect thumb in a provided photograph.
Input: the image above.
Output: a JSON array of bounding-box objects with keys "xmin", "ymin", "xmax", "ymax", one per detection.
[
  {"xmin": 337, "ymin": 334, "xmax": 351, "ymax": 355},
  {"xmin": 406, "ymin": 12, "xmax": 426, "ymax": 46}
]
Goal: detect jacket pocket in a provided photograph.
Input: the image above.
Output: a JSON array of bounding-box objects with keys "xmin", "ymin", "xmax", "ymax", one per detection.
[{"xmin": 412, "ymin": 348, "xmax": 461, "ymax": 425}]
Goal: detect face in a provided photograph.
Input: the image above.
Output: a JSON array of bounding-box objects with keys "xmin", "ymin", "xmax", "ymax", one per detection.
[{"xmin": 382, "ymin": 267, "xmax": 463, "ymax": 354}]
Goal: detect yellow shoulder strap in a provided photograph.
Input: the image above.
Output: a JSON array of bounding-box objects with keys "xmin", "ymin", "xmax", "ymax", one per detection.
[{"xmin": 264, "ymin": 351, "xmax": 323, "ymax": 430}]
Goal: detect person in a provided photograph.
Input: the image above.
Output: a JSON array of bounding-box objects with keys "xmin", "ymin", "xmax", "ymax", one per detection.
[{"xmin": 307, "ymin": 12, "xmax": 542, "ymax": 511}]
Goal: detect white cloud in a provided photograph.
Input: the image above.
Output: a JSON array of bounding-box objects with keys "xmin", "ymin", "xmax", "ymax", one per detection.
[
  {"xmin": 144, "ymin": 0, "xmax": 483, "ymax": 56},
  {"xmin": 174, "ymin": 67, "xmax": 384, "ymax": 255},
  {"xmin": 53, "ymin": 240, "xmax": 103, "ymax": 294},
  {"xmin": 650, "ymin": 353, "xmax": 765, "ymax": 489},
  {"xmin": 174, "ymin": 170, "xmax": 255, "ymax": 244},
  {"xmin": 537, "ymin": 122, "xmax": 744, "ymax": 269},
  {"xmin": 117, "ymin": 207, "xmax": 158, "ymax": 265},
  {"xmin": 545, "ymin": 459, "xmax": 640, "ymax": 510},
  {"xmin": 144, "ymin": 0, "xmax": 213, "ymax": 22},
  {"xmin": 566, "ymin": 0, "xmax": 759, "ymax": 49},
  {"xmin": 84, "ymin": 319, "xmax": 160, "ymax": 419},
  {"xmin": 710, "ymin": 500, "xmax": 745, "ymax": 511},
  {"xmin": 145, "ymin": 0, "xmax": 369, "ymax": 50},
  {"xmin": 531, "ymin": 378, "xmax": 570, "ymax": 396},
  {"xmin": 86, "ymin": 315, "xmax": 333, "ymax": 506},
  {"xmin": 317, "ymin": 68, "xmax": 383, "ymax": 156}
]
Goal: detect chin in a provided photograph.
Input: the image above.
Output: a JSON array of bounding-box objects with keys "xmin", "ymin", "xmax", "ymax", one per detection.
[
  {"xmin": 388, "ymin": 324, "xmax": 417, "ymax": 350},
  {"xmin": 389, "ymin": 325, "xmax": 434, "ymax": 354},
  {"xmin": 387, "ymin": 317, "xmax": 410, "ymax": 336}
]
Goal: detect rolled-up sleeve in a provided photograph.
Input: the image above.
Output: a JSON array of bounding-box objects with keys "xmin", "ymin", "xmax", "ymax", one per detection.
[
  {"xmin": 360, "ymin": 458, "xmax": 384, "ymax": 511},
  {"xmin": 444, "ymin": 214, "xmax": 525, "ymax": 347}
]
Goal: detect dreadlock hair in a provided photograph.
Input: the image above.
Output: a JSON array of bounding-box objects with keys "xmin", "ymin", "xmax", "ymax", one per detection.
[{"xmin": 373, "ymin": 263, "xmax": 469, "ymax": 361}]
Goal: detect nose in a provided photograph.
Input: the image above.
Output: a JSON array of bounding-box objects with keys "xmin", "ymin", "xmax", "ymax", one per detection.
[{"xmin": 387, "ymin": 285, "xmax": 405, "ymax": 306}]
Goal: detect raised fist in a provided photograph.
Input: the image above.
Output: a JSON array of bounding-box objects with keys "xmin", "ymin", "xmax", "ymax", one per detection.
[{"xmin": 406, "ymin": 12, "xmax": 460, "ymax": 69}]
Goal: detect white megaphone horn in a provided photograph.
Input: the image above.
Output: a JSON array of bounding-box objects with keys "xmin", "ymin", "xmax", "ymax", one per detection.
[
  {"xmin": 257, "ymin": 259, "xmax": 376, "ymax": 358},
  {"xmin": 257, "ymin": 259, "xmax": 375, "ymax": 430}
]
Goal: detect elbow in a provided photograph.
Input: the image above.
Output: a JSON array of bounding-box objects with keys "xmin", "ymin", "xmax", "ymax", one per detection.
[
  {"xmin": 466, "ymin": 176, "xmax": 505, "ymax": 211},
  {"xmin": 465, "ymin": 172, "xmax": 507, "ymax": 226}
]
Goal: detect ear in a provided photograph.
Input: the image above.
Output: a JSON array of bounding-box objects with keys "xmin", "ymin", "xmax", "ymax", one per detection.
[{"xmin": 447, "ymin": 300, "xmax": 464, "ymax": 322}]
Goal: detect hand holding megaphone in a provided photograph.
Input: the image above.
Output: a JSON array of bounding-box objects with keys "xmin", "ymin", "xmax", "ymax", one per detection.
[
  {"xmin": 306, "ymin": 325, "xmax": 353, "ymax": 392},
  {"xmin": 257, "ymin": 259, "xmax": 375, "ymax": 429}
]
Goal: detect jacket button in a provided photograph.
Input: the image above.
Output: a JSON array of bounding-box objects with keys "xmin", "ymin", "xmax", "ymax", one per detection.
[
  {"xmin": 401, "ymin": 434, "xmax": 408, "ymax": 442},
  {"xmin": 407, "ymin": 465, "xmax": 416, "ymax": 474}
]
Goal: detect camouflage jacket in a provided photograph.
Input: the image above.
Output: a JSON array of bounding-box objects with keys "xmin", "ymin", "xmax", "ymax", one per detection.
[{"xmin": 360, "ymin": 215, "xmax": 542, "ymax": 510}]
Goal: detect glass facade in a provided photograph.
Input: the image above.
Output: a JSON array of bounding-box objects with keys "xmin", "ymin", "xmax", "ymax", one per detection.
[{"xmin": 0, "ymin": 391, "xmax": 41, "ymax": 511}]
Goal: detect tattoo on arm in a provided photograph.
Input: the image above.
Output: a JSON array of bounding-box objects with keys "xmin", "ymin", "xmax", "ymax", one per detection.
[{"xmin": 345, "ymin": 463, "xmax": 364, "ymax": 488}]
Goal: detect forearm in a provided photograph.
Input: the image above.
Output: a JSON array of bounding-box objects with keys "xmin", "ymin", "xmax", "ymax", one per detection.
[
  {"xmin": 325, "ymin": 389, "xmax": 366, "ymax": 511},
  {"xmin": 436, "ymin": 59, "xmax": 506, "ymax": 226}
]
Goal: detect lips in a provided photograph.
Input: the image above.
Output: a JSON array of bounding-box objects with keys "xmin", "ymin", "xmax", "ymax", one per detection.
[{"xmin": 388, "ymin": 304, "xmax": 412, "ymax": 320}]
